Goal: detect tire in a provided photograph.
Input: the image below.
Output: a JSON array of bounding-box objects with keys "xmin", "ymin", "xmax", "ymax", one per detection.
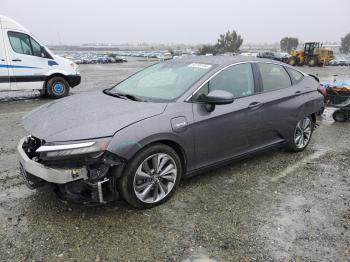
[
  {"xmin": 46, "ymin": 77, "xmax": 70, "ymax": 99},
  {"xmin": 308, "ymin": 57, "xmax": 318, "ymax": 67},
  {"xmin": 288, "ymin": 56, "xmax": 298, "ymax": 66},
  {"xmin": 119, "ymin": 143, "xmax": 182, "ymax": 209},
  {"xmin": 287, "ymin": 116, "xmax": 314, "ymax": 152},
  {"xmin": 332, "ymin": 110, "xmax": 348, "ymax": 122},
  {"xmin": 297, "ymin": 60, "xmax": 304, "ymax": 66}
]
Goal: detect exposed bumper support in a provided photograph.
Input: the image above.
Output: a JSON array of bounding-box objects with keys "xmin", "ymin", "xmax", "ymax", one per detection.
[{"xmin": 17, "ymin": 137, "xmax": 88, "ymax": 185}]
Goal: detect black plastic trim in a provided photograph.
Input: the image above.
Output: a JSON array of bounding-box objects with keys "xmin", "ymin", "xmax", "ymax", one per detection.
[{"xmin": 66, "ymin": 75, "xmax": 81, "ymax": 87}]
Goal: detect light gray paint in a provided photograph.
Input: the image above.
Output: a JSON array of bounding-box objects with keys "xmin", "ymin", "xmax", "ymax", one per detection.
[{"xmin": 22, "ymin": 91, "xmax": 167, "ymax": 142}]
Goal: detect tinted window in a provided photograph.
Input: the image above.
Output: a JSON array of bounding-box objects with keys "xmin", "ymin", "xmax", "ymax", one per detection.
[
  {"xmin": 258, "ymin": 63, "xmax": 291, "ymax": 91},
  {"xmin": 286, "ymin": 67, "xmax": 304, "ymax": 83},
  {"xmin": 8, "ymin": 32, "xmax": 32, "ymax": 55},
  {"xmin": 8, "ymin": 32, "xmax": 44, "ymax": 57},
  {"xmin": 194, "ymin": 63, "xmax": 254, "ymax": 100},
  {"xmin": 30, "ymin": 38, "xmax": 42, "ymax": 57}
]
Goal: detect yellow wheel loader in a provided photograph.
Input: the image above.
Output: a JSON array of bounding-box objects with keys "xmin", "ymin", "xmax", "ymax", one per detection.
[{"xmin": 288, "ymin": 42, "xmax": 334, "ymax": 67}]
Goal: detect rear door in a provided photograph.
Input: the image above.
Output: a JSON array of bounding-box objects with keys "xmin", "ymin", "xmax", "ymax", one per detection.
[
  {"xmin": 0, "ymin": 24, "xmax": 10, "ymax": 90},
  {"xmin": 5, "ymin": 30, "xmax": 49, "ymax": 90},
  {"xmin": 254, "ymin": 62, "xmax": 305, "ymax": 145}
]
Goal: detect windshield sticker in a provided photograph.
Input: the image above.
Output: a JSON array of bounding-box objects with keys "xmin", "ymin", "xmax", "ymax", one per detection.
[{"xmin": 188, "ymin": 63, "xmax": 212, "ymax": 69}]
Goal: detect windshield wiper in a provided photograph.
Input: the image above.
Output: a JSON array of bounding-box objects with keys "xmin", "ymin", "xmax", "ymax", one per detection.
[
  {"xmin": 121, "ymin": 93, "xmax": 145, "ymax": 102},
  {"xmin": 103, "ymin": 89, "xmax": 146, "ymax": 102}
]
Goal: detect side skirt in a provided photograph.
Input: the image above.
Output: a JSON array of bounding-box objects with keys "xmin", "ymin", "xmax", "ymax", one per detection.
[{"xmin": 184, "ymin": 140, "xmax": 286, "ymax": 179}]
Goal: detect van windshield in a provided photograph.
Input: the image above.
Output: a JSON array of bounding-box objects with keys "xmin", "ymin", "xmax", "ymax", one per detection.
[{"xmin": 109, "ymin": 62, "xmax": 214, "ymax": 102}]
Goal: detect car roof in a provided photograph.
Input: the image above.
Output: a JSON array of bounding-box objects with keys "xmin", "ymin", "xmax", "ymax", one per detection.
[{"xmin": 168, "ymin": 55, "xmax": 281, "ymax": 68}]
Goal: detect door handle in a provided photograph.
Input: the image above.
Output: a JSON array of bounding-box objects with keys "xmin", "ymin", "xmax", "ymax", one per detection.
[
  {"xmin": 12, "ymin": 59, "xmax": 22, "ymax": 62},
  {"xmin": 0, "ymin": 58, "xmax": 5, "ymax": 61},
  {"xmin": 294, "ymin": 91, "xmax": 302, "ymax": 96},
  {"xmin": 248, "ymin": 102, "xmax": 263, "ymax": 109}
]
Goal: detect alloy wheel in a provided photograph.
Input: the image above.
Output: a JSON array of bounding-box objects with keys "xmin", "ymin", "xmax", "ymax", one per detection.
[
  {"xmin": 294, "ymin": 117, "xmax": 312, "ymax": 149},
  {"xmin": 133, "ymin": 153, "xmax": 177, "ymax": 203}
]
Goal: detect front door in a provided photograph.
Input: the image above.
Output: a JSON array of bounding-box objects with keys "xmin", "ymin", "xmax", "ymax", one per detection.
[
  {"xmin": 0, "ymin": 28, "xmax": 10, "ymax": 90},
  {"xmin": 191, "ymin": 63, "xmax": 262, "ymax": 169},
  {"xmin": 5, "ymin": 30, "xmax": 48, "ymax": 90}
]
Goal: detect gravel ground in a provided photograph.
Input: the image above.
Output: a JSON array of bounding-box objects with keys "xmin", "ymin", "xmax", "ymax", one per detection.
[{"xmin": 0, "ymin": 61, "xmax": 349, "ymax": 261}]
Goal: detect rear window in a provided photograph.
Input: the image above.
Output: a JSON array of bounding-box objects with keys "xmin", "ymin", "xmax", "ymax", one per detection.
[
  {"xmin": 258, "ymin": 63, "xmax": 291, "ymax": 92},
  {"xmin": 285, "ymin": 67, "xmax": 304, "ymax": 83}
]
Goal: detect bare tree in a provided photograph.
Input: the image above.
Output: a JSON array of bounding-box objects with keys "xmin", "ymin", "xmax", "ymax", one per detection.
[{"xmin": 340, "ymin": 33, "xmax": 350, "ymax": 54}]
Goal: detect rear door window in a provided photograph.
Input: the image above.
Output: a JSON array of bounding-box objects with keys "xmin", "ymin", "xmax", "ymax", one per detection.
[
  {"xmin": 285, "ymin": 67, "xmax": 304, "ymax": 83},
  {"xmin": 258, "ymin": 63, "xmax": 292, "ymax": 92}
]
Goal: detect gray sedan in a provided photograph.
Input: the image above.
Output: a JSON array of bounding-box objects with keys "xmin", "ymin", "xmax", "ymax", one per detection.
[{"xmin": 18, "ymin": 56, "xmax": 323, "ymax": 208}]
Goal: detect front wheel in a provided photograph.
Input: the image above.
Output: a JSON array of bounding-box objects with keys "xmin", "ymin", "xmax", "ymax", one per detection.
[
  {"xmin": 46, "ymin": 77, "xmax": 70, "ymax": 99},
  {"xmin": 287, "ymin": 116, "xmax": 314, "ymax": 152},
  {"xmin": 288, "ymin": 56, "xmax": 298, "ymax": 66},
  {"xmin": 119, "ymin": 144, "xmax": 182, "ymax": 209}
]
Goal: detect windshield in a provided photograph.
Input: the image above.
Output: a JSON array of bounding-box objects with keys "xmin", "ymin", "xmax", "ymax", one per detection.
[{"xmin": 109, "ymin": 62, "xmax": 215, "ymax": 102}]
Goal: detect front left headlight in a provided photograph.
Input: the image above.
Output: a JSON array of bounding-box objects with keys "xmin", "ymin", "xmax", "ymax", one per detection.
[
  {"xmin": 70, "ymin": 62, "xmax": 78, "ymax": 71},
  {"xmin": 36, "ymin": 138, "xmax": 111, "ymax": 159}
]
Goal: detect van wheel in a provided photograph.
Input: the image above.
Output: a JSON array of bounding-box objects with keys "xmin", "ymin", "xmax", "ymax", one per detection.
[
  {"xmin": 287, "ymin": 116, "xmax": 314, "ymax": 152},
  {"xmin": 119, "ymin": 144, "xmax": 182, "ymax": 209},
  {"xmin": 46, "ymin": 77, "xmax": 70, "ymax": 99}
]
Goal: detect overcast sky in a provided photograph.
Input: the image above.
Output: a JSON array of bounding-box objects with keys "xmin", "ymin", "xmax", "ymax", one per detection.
[{"xmin": 1, "ymin": 0, "xmax": 349, "ymax": 45}]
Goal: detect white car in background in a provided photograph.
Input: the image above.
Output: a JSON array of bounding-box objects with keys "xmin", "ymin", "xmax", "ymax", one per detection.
[{"xmin": 0, "ymin": 15, "xmax": 80, "ymax": 98}]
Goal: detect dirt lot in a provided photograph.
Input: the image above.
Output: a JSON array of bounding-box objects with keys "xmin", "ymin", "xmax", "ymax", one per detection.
[{"xmin": 0, "ymin": 60, "xmax": 349, "ymax": 261}]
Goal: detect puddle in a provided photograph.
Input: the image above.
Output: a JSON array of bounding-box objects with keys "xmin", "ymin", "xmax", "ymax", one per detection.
[{"xmin": 182, "ymin": 247, "xmax": 216, "ymax": 262}]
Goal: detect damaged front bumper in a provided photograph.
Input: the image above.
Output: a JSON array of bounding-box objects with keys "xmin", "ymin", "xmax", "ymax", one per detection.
[
  {"xmin": 18, "ymin": 137, "xmax": 89, "ymax": 185},
  {"xmin": 17, "ymin": 137, "xmax": 123, "ymax": 205}
]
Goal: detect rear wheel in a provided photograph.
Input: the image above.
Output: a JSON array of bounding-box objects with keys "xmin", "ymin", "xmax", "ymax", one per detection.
[
  {"xmin": 332, "ymin": 109, "xmax": 348, "ymax": 122},
  {"xmin": 287, "ymin": 116, "xmax": 314, "ymax": 152},
  {"xmin": 46, "ymin": 77, "xmax": 70, "ymax": 99},
  {"xmin": 119, "ymin": 144, "xmax": 182, "ymax": 209}
]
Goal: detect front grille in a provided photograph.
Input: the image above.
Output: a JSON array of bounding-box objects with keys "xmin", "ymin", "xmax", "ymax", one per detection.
[{"xmin": 22, "ymin": 136, "xmax": 44, "ymax": 160}]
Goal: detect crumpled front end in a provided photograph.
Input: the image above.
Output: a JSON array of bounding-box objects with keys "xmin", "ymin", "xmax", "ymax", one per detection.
[{"xmin": 18, "ymin": 135, "xmax": 125, "ymax": 205}]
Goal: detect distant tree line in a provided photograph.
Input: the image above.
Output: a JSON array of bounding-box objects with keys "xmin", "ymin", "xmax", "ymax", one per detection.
[
  {"xmin": 198, "ymin": 31, "xmax": 350, "ymax": 55},
  {"xmin": 198, "ymin": 30, "xmax": 243, "ymax": 55}
]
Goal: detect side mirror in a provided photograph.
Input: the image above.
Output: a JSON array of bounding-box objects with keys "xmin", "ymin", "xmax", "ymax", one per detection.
[{"xmin": 202, "ymin": 90, "xmax": 234, "ymax": 112}]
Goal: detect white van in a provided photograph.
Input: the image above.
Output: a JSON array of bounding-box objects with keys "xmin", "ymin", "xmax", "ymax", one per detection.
[{"xmin": 0, "ymin": 15, "xmax": 80, "ymax": 98}]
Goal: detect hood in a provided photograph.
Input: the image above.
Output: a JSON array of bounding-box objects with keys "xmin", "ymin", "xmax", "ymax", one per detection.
[
  {"xmin": 23, "ymin": 91, "xmax": 167, "ymax": 142},
  {"xmin": 53, "ymin": 55, "xmax": 72, "ymax": 65}
]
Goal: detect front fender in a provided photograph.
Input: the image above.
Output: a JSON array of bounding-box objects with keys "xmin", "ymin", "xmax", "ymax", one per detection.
[
  {"xmin": 106, "ymin": 106, "xmax": 195, "ymax": 172},
  {"xmin": 45, "ymin": 68, "xmax": 70, "ymax": 76}
]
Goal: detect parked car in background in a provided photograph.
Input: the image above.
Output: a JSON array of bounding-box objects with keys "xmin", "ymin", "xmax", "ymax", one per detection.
[
  {"xmin": 115, "ymin": 57, "xmax": 127, "ymax": 63},
  {"xmin": 18, "ymin": 56, "xmax": 323, "ymax": 208},
  {"xmin": 328, "ymin": 58, "xmax": 349, "ymax": 66},
  {"xmin": 0, "ymin": 15, "xmax": 81, "ymax": 98},
  {"xmin": 257, "ymin": 51, "xmax": 288, "ymax": 63}
]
